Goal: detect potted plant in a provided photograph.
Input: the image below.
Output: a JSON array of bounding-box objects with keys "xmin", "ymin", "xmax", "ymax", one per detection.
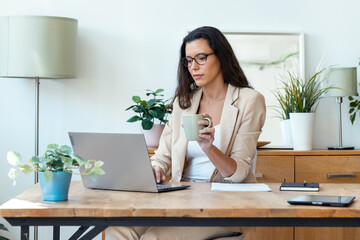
[
  {"xmin": 272, "ymin": 82, "xmax": 295, "ymax": 146},
  {"xmin": 126, "ymin": 88, "xmax": 172, "ymax": 148},
  {"xmin": 349, "ymin": 83, "xmax": 360, "ymax": 124},
  {"xmin": 277, "ymin": 68, "xmax": 334, "ymax": 150},
  {"xmin": 7, "ymin": 144, "xmax": 105, "ymax": 201}
]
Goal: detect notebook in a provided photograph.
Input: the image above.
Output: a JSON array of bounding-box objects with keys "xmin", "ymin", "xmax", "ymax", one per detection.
[
  {"xmin": 288, "ymin": 195, "xmax": 355, "ymax": 207},
  {"xmin": 280, "ymin": 182, "xmax": 319, "ymax": 192},
  {"xmin": 68, "ymin": 132, "xmax": 190, "ymax": 193}
]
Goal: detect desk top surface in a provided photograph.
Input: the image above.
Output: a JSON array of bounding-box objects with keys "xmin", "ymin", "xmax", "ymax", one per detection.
[{"xmin": 1, "ymin": 182, "xmax": 360, "ymax": 218}]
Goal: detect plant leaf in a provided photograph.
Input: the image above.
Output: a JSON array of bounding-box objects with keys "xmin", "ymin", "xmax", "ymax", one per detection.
[
  {"xmin": 155, "ymin": 88, "xmax": 164, "ymax": 94},
  {"xmin": 19, "ymin": 165, "xmax": 33, "ymax": 174},
  {"xmin": 92, "ymin": 167, "xmax": 105, "ymax": 175},
  {"xmin": 94, "ymin": 161, "xmax": 104, "ymax": 168},
  {"xmin": 85, "ymin": 162, "xmax": 92, "ymax": 169},
  {"xmin": 30, "ymin": 156, "xmax": 40, "ymax": 164},
  {"xmin": 142, "ymin": 119, "xmax": 153, "ymax": 130},
  {"xmin": 44, "ymin": 170, "xmax": 53, "ymax": 182},
  {"xmin": 61, "ymin": 156, "xmax": 73, "ymax": 168},
  {"xmin": 127, "ymin": 116, "xmax": 141, "ymax": 122},
  {"xmin": 73, "ymin": 154, "xmax": 85, "ymax": 166},
  {"xmin": 147, "ymin": 99, "xmax": 157, "ymax": 107},
  {"xmin": 7, "ymin": 151, "xmax": 21, "ymax": 166},
  {"xmin": 132, "ymin": 96, "xmax": 141, "ymax": 103},
  {"xmin": 139, "ymin": 100, "xmax": 148, "ymax": 106},
  {"xmin": 47, "ymin": 144, "xmax": 59, "ymax": 150},
  {"xmin": 8, "ymin": 168, "xmax": 18, "ymax": 185},
  {"xmin": 148, "ymin": 110, "xmax": 158, "ymax": 118},
  {"xmin": 59, "ymin": 145, "xmax": 72, "ymax": 155},
  {"xmin": 350, "ymin": 101, "xmax": 357, "ymax": 107},
  {"xmin": 88, "ymin": 173, "xmax": 97, "ymax": 181}
]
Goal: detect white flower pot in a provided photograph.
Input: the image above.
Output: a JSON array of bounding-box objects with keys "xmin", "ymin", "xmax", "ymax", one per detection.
[
  {"xmin": 141, "ymin": 124, "xmax": 165, "ymax": 149},
  {"xmin": 290, "ymin": 112, "xmax": 315, "ymax": 151},
  {"xmin": 280, "ymin": 119, "xmax": 293, "ymax": 146}
]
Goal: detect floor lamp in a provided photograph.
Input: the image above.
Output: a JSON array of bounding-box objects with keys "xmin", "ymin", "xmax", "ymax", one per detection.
[
  {"xmin": 0, "ymin": 15, "xmax": 78, "ymax": 239},
  {"xmin": 324, "ymin": 67, "xmax": 358, "ymax": 150}
]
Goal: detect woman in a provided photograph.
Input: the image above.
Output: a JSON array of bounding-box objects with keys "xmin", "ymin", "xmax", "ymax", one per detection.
[{"xmin": 106, "ymin": 26, "xmax": 266, "ymax": 240}]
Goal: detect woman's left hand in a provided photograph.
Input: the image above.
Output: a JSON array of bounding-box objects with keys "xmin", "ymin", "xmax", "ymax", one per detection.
[{"xmin": 197, "ymin": 113, "xmax": 215, "ymax": 151}]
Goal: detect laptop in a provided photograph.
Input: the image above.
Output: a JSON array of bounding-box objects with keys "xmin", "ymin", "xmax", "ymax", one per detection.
[
  {"xmin": 288, "ymin": 195, "xmax": 355, "ymax": 207},
  {"xmin": 68, "ymin": 132, "xmax": 190, "ymax": 193}
]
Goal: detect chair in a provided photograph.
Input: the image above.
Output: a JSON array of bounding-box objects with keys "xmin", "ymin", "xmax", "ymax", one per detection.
[
  {"xmin": 251, "ymin": 152, "xmax": 257, "ymax": 174},
  {"xmin": 251, "ymin": 152, "xmax": 263, "ymax": 178}
]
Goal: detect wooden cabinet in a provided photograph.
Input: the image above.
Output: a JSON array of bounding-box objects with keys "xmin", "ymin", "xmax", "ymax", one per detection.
[
  {"xmin": 254, "ymin": 149, "xmax": 360, "ymax": 240},
  {"xmin": 295, "ymin": 156, "xmax": 360, "ymax": 183},
  {"xmin": 255, "ymin": 155, "xmax": 294, "ymax": 182},
  {"xmin": 245, "ymin": 152, "xmax": 296, "ymax": 240},
  {"xmin": 147, "ymin": 148, "xmax": 360, "ymax": 240}
]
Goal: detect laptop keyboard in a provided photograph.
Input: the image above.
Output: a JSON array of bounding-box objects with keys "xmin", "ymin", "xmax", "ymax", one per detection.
[
  {"xmin": 156, "ymin": 184, "xmax": 190, "ymax": 192},
  {"xmin": 156, "ymin": 184, "xmax": 174, "ymax": 190}
]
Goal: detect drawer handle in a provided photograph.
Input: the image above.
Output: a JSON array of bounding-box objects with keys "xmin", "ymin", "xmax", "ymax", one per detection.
[
  {"xmin": 327, "ymin": 173, "xmax": 355, "ymax": 178},
  {"xmin": 254, "ymin": 173, "xmax": 263, "ymax": 178}
]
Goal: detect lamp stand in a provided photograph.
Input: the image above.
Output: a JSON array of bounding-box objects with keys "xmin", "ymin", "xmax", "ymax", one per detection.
[
  {"xmin": 328, "ymin": 97, "xmax": 354, "ymax": 150},
  {"xmin": 34, "ymin": 77, "xmax": 40, "ymax": 240},
  {"xmin": 35, "ymin": 77, "xmax": 40, "ymax": 183}
]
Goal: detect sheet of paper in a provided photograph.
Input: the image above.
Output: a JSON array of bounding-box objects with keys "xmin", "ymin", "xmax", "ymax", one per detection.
[{"xmin": 211, "ymin": 183, "xmax": 271, "ymax": 192}]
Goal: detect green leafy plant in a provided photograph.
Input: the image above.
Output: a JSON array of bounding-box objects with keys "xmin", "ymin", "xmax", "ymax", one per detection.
[
  {"xmin": 273, "ymin": 68, "xmax": 335, "ymax": 117},
  {"xmin": 348, "ymin": 83, "xmax": 360, "ymax": 124},
  {"xmin": 7, "ymin": 144, "xmax": 105, "ymax": 185},
  {"xmin": 272, "ymin": 84, "xmax": 294, "ymax": 120},
  {"xmin": 126, "ymin": 89, "xmax": 172, "ymax": 130},
  {"xmin": 0, "ymin": 223, "xmax": 9, "ymax": 240}
]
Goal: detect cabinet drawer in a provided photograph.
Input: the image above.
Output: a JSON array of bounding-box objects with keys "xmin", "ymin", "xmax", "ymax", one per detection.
[
  {"xmin": 256, "ymin": 156, "xmax": 294, "ymax": 182},
  {"xmin": 295, "ymin": 156, "xmax": 360, "ymax": 183}
]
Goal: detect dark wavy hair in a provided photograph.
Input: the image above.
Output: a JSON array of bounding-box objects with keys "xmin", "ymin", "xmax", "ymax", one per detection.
[{"xmin": 174, "ymin": 26, "xmax": 251, "ymax": 109}]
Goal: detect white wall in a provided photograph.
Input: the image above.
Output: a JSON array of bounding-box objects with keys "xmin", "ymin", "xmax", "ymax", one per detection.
[{"xmin": 1, "ymin": 0, "xmax": 360, "ymax": 239}]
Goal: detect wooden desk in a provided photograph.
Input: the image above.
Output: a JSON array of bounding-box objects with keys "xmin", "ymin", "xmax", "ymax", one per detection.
[{"xmin": 1, "ymin": 182, "xmax": 360, "ymax": 240}]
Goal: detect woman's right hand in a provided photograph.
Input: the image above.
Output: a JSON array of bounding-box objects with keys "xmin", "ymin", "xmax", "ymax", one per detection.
[{"xmin": 152, "ymin": 166, "xmax": 166, "ymax": 183}]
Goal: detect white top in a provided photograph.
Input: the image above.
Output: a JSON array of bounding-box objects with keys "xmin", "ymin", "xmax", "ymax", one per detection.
[{"xmin": 182, "ymin": 124, "xmax": 221, "ymax": 182}]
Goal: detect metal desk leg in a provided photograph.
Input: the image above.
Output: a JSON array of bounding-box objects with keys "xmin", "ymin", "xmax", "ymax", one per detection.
[
  {"xmin": 53, "ymin": 226, "xmax": 60, "ymax": 240},
  {"xmin": 21, "ymin": 226, "xmax": 29, "ymax": 240},
  {"xmin": 79, "ymin": 226, "xmax": 107, "ymax": 240},
  {"xmin": 69, "ymin": 226, "xmax": 90, "ymax": 240}
]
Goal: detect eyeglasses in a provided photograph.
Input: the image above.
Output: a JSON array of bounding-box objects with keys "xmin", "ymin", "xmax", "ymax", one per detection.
[{"xmin": 181, "ymin": 53, "xmax": 214, "ymax": 67}]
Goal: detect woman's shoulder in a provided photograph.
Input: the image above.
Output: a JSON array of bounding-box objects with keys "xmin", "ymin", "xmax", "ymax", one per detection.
[
  {"xmin": 239, "ymin": 86, "xmax": 263, "ymax": 97},
  {"xmin": 230, "ymin": 85, "xmax": 265, "ymax": 101}
]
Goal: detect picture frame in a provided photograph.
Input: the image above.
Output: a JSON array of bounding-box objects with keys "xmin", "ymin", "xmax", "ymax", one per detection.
[{"xmin": 224, "ymin": 32, "xmax": 305, "ymax": 146}]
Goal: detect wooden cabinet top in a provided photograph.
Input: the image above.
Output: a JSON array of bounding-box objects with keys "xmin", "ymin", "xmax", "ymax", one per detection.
[
  {"xmin": 149, "ymin": 148, "xmax": 360, "ymax": 156},
  {"xmin": 257, "ymin": 149, "xmax": 360, "ymax": 156}
]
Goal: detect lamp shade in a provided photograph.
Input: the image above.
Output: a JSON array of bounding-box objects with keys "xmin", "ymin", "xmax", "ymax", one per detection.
[
  {"xmin": 0, "ymin": 16, "xmax": 77, "ymax": 79},
  {"xmin": 324, "ymin": 67, "xmax": 358, "ymax": 97}
]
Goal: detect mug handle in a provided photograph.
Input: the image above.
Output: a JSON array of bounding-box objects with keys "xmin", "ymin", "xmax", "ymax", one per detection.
[{"xmin": 203, "ymin": 117, "xmax": 212, "ymax": 129}]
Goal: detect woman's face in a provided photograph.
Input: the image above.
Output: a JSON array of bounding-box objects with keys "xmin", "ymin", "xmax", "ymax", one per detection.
[{"xmin": 185, "ymin": 38, "xmax": 223, "ymax": 88}]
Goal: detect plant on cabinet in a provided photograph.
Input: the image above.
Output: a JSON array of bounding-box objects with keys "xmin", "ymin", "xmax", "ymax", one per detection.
[{"xmin": 276, "ymin": 68, "xmax": 334, "ymax": 150}]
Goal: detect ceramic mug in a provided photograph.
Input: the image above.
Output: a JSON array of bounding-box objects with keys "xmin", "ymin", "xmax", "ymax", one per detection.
[{"xmin": 182, "ymin": 114, "xmax": 212, "ymax": 141}]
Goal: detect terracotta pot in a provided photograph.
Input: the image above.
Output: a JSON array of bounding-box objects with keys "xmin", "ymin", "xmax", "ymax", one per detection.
[{"xmin": 141, "ymin": 124, "xmax": 165, "ymax": 149}]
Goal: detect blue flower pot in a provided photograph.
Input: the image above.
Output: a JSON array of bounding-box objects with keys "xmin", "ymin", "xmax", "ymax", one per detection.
[{"xmin": 39, "ymin": 172, "xmax": 72, "ymax": 201}]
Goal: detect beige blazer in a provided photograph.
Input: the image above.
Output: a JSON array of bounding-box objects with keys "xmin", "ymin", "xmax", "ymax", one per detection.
[{"xmin": 151, "ymin": 84, "xmax": 266, "ymax": 183}]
